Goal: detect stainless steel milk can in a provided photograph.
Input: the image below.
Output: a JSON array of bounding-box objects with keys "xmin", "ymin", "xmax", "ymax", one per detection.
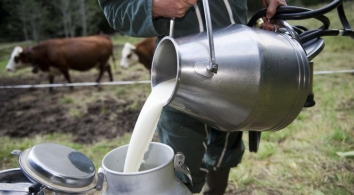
[{"xmin": 151, "ymin": 0, "xmax": 309, "ymax": 132}]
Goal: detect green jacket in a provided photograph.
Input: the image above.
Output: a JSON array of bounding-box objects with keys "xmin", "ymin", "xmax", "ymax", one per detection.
[{"xmin": 98, "ymin": 0, "xmax": 248, "ymax": 39}]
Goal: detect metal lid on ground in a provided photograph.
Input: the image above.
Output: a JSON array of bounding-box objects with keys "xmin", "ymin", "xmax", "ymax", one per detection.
[{"xmin": 18, "ymin": 143, "xmax": 97, "ymax": 194}]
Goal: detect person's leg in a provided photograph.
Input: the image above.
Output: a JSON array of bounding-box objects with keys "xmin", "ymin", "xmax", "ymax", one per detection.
[
  {"xmin": 202, "ymin": 129, "xmax": 245, "ymax": 195},
  {"xmin": 203, "ymin": 167, "xmax": 231, "ymax": 195},
  {"xmin": 157, "ymin": 106, "xmax": 209, "ymax": 193}
]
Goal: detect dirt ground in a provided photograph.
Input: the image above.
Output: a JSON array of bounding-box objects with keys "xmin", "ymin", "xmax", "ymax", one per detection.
[{"xmin": 0, "ymin": 71, "xmax": 144, "ymax": 144}]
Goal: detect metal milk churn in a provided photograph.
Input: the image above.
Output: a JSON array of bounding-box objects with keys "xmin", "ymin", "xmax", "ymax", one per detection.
[
  {"xmin": 151, "ymin": 0, "xmax": 309, "ymax": 132},
  {"xmin": 101, "ymin": 142, "xmax": 192, "ymax": 195}
]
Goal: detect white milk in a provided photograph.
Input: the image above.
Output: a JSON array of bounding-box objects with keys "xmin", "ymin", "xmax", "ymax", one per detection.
[{"xmin": 123, "ymin": 79, "xmax": 175, "ymax": 172}]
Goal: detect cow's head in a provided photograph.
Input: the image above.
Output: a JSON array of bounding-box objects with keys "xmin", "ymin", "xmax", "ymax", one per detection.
[
  {"xmin": 120, "ymin": 42, "xmax": 139, "ymax": 69},
  {"xmin": 6, "ymin": 46, "xmax": 33, "ymax": 72}
]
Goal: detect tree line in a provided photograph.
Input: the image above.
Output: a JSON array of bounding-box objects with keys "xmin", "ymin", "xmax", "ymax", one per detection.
[
  {"xmin": 0, "ymin": 0, "xmax": 115, "ymax": 43},
  {"xmin": 0, "ymin": 0, "xmax": 335, "ymax": 43}
]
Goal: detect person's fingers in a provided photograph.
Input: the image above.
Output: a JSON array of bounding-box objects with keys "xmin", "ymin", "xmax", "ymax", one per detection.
[
  {"xmin": 151, "ymin": 0, "xmax": 204, "ymax": 18},
  {"xmin": 262, "ymin": 0, "xmax": 287, "ymax": 20},
  {"xmin": 261, "ymin": 17, "xmax": 274, "ymax": 31},
  {"xmin": 182, "ymin": 0, "xmax": 197, "ymax": 6},
  {"xmin": 261, "ymin": 20, "xmax": 282, "ymax": 32},
  {"xmin": 261, "ymin": 22, "xmax": 275, "ymax": 31},
  {"xmin": 266, "ymin": 1, "xmax": 279, "ymax": 20},
  {"xmin": 175, "ymin": 0, "xmax": 196, "ymax": 17}
]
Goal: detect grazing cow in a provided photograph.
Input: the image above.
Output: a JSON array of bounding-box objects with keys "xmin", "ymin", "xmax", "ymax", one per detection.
[
  {"xmin": 120, "ymin": 37, "xmax": 156, "ymax": 72},
  {"xmin": 6, "ymin": 35, "xmax": 115, "ymax": 91}
]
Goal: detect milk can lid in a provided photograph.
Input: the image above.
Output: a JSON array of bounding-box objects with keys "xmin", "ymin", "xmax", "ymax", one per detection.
[{"xmin": 18, "ymin": 143, "xmax": 97, "ymax": 193}]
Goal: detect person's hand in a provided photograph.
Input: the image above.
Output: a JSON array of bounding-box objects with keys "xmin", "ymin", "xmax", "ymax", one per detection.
[
  {"xmin": 260, "ymin": 0, "xmax": 287, "ymax": 31},
  {"xmin": 152, "ymin": 0, "xmax": 197, "ymax": 19}
]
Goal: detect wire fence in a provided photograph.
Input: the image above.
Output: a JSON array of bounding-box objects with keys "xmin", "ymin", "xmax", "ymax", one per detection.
[
  {"xmin": 0, "ymin": 80, "xmax": 151, "ymax": 89},
  {"xmin": 0, "ymin": 69, "xmax": 353, "ymax": 89}
]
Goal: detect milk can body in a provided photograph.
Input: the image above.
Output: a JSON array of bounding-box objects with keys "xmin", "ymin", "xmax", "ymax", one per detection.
[{"xmin": 151, "ymin": 24, "xmax": 309, "ymax": 132}]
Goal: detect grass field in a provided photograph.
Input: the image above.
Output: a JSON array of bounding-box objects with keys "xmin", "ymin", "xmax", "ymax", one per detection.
[{"xmin": 0, "ymin": 2, "xmax": 353, "ymax": 195}]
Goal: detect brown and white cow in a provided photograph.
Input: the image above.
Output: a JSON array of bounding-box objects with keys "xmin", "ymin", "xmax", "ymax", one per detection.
[
  {"xmin": 120, "ymin": 37, "xmax": 156, "ymax": 72},
  {"xmin": 6, "ymin": 35, "xmax": 115, "ymax": 91}
]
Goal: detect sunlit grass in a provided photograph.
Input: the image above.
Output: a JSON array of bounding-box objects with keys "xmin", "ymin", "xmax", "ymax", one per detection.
[
  {"xmin": 110, "ymin": 33, "xmax": 142, "ymax": 45},
  {"xmin": 0, "ymin": 133, "xmax": 131, "ymax": 171}
]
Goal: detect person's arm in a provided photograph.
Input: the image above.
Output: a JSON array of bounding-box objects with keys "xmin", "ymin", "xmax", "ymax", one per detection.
[
  {"xmin": 152, "ymin": 0, "xmax": 197, "ymax": 18},
  {"xmin": 98, "ymin": 0, "xmax": 196, "ymax": 37},
  {"xmin": 260, "ymin": 0, "xmax": 287, "ymax": 31},
  {"xmin": 98, "ymin": 0, "xmax": 167, "ymax": 37}
]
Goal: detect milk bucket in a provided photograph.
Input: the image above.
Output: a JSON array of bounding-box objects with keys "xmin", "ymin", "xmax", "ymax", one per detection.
[
  {"xmin": 151, "ymin": 1, "xmax": 309, "ymax": 132},
  {"xmin": 101, "ymin": 142, "xmax": 192, "ymax": 195}
]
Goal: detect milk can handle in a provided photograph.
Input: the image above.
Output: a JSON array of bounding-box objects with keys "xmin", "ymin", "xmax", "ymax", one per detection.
[
  {"xmin": 169, "ymin": 0, "xmax": 218, "ymax": 74},
  {"xmin": 169, "ymin": 17, "xmax": 175, "ymax": 38},
  {"xmin": 277, "ymin": 20, "xmax": 301, "ymax": 43},
  {"xmin": 202, "ymin": 0, "xmax": 218, "ymax": 73}
]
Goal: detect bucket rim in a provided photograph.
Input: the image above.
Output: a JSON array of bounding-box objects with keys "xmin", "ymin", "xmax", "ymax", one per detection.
[{"xmin": 101, "ymin": 142, "xmax": 174, "ymax": 176}]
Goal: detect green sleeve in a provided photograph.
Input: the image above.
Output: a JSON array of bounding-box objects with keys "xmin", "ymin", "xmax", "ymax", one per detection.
[{"xmin": 98, "ymin": 0, "xmax": 168, "ymax": 37}]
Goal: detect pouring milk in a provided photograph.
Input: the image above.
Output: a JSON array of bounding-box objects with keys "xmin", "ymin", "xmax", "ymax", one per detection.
[{"xmin": 123, "ymin": 79, "xmax": 175, "ymax": 172}]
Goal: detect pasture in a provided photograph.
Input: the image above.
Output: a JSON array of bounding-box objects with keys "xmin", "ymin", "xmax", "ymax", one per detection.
[{"xmin": 0, "ymin": 2, "xmax": 354, "ymax": 195}]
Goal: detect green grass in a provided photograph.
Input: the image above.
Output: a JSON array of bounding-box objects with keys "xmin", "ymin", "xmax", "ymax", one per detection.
[
  {"xmin": 234, "ymin": 75, "xmax": 354, "ymax": 194},
  {"xmin": 110, "ymin": 33, "xmax": 142, "ymax": 45},
  {"xmin": 0, "ymin": 60, "xmax": 32, "ymax": 78},
  {"xmin": 58, "ymin": 97, "xmax": 74, "ymax": 104},
  {"xmin": 0, "ymin": 133, "xmax": 132, "ymax": 170},
  {"xmin": 0, "ymin": 60, "xmax": 6, "ymax": 69}
]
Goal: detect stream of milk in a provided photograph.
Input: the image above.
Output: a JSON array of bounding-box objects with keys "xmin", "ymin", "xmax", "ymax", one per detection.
[{"xmin": 123, "ymin": 79, "xmax": 175, "ymax": 172}]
